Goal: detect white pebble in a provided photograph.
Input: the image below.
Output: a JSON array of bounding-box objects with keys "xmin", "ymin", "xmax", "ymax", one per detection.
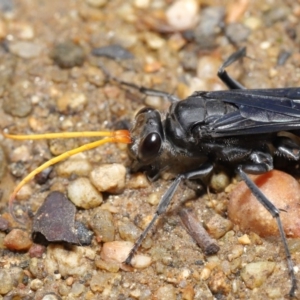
[
  {"xmin": 90, "ymin": 164, "xmax": 126, "ymax": 194},
  {"xmin": 56, "ymin": 92, "xmax": 87, "ymax": 114},
  {"xmin": 101, "ymin": 241, "xmax": 151, "ymax": 269},
  {"xmin": 166, "ymin": 0, "xmax": 199, "ymax": 31},
  {"xmin": 143, "ymin": 32, "xmax": 166, "ymax": 49},
  {"xmin": 30, "ymin": 278, "xmax": 43, "ymax": 291},
  {"xmin": 134, "ymin": 0, "xmax": 150, "ymax": 9},
  {"xmin": 86, "ymin": 0, "xmax": 108, "ymax": 8},
  {"xmin": 44, "ymin": 244, "xmax": 93, "ymax": 277},
  {"xmin": 67, "ymin": 177, "xmax": 103, "ymax": 209},
  {"xmin": 56, "ymin": 158, "xmax": 92, "ymax": 177},
  {"xmin": 10, "ymin": 145, "xmax": 31, "ymax": 162},
  {"xmin": 9, "ymin": 41, "xmax": 43, "ymax": 59}
]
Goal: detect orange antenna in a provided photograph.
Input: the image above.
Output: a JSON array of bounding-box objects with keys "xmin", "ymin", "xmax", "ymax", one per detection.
[{"xmin": 3, "ymin": 129, "xmax": 131, "ymax": 221}]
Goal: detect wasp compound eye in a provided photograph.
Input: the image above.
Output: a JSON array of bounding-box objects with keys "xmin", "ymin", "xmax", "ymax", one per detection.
[{"xmin": 138, "ymin": 132, "xmax": 162, "ymax": 162}]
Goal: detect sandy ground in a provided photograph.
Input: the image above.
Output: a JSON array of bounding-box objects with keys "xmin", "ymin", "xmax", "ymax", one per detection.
[{"xmin": 1, "ymin": 0, "xmax": 300, "ymax": 299}]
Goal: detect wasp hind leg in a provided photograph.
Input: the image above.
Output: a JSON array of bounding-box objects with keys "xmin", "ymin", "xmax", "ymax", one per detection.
[
  {"xmin": 218, "ymin": 47, "xmax": 247, "ymax": 90},
  {"xmin": 237, "ymin": 154, "xmax": 297, "ymax": 297}
]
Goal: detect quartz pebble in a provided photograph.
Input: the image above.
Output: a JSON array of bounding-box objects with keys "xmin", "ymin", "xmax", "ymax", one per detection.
[
  {"xmin": 166, "ymin": 0, "xmax": 199, "ymax": 31},
  {"xmin": 44, "ymin": 244, "xmax": 94, "ymax": 277},
  {"xmin": 228, "ymin": 170, "xmax": 300, "ymax": 237},
  {"xmin": 9, "ymin": 41, "xmax": 43, "ymax": 58},
  {"xmin": 101, "ymin": 241, "xmax": 151, "ymax": 269},
  {"xmin": 241, "ymin": 261, "xmax": 275, "ymax": 289},
  {"xmin": 56, "ymin": 157, "xmax": 92, "ymax": 177},
  {"xmin": 90, "ymin": 164, "xmax": 126, "ymax": 194},
  {"xmin": 68, "ymin": 177, "xmax": 103, "ymax": 209}
]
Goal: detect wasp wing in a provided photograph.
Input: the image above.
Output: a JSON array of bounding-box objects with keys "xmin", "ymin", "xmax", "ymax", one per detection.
[{"xmin": 196, "ymin": 88, "xmax": 300, "ymax": 137}]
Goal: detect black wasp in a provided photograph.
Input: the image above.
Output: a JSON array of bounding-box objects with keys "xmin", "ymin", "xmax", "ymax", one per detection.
[
  {"xmin": 5, "ymin": 48, "xmax": 299, "ymax": 297},
  {"xmin": 117, "ymin": 48, "xmax": 299, "ymax": 297}
]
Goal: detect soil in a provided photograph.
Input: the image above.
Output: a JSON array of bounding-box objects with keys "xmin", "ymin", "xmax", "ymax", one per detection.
[{"xmin": 1, "ymin": 0, "xmax": 300, "ymax": 299}]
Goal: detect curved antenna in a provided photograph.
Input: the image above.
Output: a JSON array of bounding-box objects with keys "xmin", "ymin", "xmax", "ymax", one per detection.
[{"xmin": 4, "ymin": 130, "xmax": 131, "ymax": 222}]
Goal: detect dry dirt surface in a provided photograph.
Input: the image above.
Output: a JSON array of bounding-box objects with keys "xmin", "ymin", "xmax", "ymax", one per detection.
[{"xmin": 1, "ymin": 0, "xmax": 300, "ymax": 299}]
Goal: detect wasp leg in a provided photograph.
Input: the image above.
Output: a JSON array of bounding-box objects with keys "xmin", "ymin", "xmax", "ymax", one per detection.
[
  {"xmin": 97, "ymin": 61, "xmax": 179, "ymax": 102},
  {"xmin": 124, "ymin": 162, "xmax": 214, "ymax": 265},
  {"xmin": 218, "ymin": 47, "xmax": 246, "ymax": 90},
  {"xmin": 275, "ymin": 136, "xmax": 300, "ymax": 160},
  {"xmin": 237, "ymin": 164, "xmax": 297, "ymax": 297}
]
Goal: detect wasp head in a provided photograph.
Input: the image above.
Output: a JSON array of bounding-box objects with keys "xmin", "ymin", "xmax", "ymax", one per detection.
[{"xmin": 128, "ymin": 107, "xmax": 164, "ymax": 167}]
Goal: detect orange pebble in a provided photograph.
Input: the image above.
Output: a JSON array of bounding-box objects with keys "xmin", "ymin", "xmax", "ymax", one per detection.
[{"xmin": 228, "ymin": 170, "xmax": 300, "ymax": 238}]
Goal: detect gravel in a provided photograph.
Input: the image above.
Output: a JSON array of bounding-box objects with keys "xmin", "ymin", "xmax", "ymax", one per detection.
[{"xmin": 1, "ymin": 0, "xmax": 300, "ymax": 299}]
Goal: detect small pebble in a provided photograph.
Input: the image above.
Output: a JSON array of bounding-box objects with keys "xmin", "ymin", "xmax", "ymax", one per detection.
[
  {"xmin": 95, "ymin": 258, "xmax": 120, "ymax": 272},
  {"xmin": 56, "ymin": 157, "xmax": 92, "ymax": 177},
  {"xmin": 30, "ymin": 278, "xmax": 43, "ymax": 291},
  {"xmin": 0, "ymin": 216, "xmax": 9, "ymax": 231},
  {"xmin": 10, "ymin": 145, "xmax": 31, "ymax": 162},
  {"xmin": 238, "ymin": 234, "xmax": 251, "ymax": 245},
  {"xmin": 4, "ymin": 228, "xmax": 32, "ymax": 251},
  {"xmin": 133, "ymin": 0, "xmax": 150, "ymax": 9},
  {"xmin": 68, "ymin": 177, "xmax": 103, "ymax": 209},
  {"xmin": 90, "ymin": 272, "xmax": 120, "ymax": 293},
  {"xmin": 166, "ymin": 0, "xmax": 199, "ymax": 31},
  {"xmin": 44, "ymin": 244, "xmax": 93, "ymax": 277},
  {"xmin": 118, "ymin": 221, "xmax": 141, "ymax": 242},
  {"xmin": 10, "ymin": 22, "xmax": 35, "ymax": 39},
  {"xmin": 225, "ymin": 22, "xmax": 251, "ymax": 44},
  {"xmin": 3, "ymin": 87, "xmax": 32, "ymax": 117},
  {"xmin": 70, "ymin": 282, "xmax": 85, "ymax": 296},
  {"xmin": 29, "ymin": 257, "xmax": 45, "ymax": 278},
  {"xmin": 0, "ymin": 269, "xmax": 13, "ymax": 295},
  {"xmin": 208, "ymin": 271, "xmax": 231, "ymax": 295},
  {"xmin": 89, "ymin": 208, "xmax": 115, "ymax": 242},
  {"xmin": 86, "ymin": 0, "xmax": 108, "ymax": 8},
  {"xmin": 58, "ymin": 283, "xmax": 70, "ymax": 296},
  {"xmin": 42, "ymin": 294, "xmax": 61, "ymax": 300},
  {"xmin": 194, "ymin": 6, "xmax": 225, "ymax": 48},
  {"xmin": 241, "ymin": 261, "xmax": 275, "ymax": 289},
  {"xmin": 228, "ymin": 170, "xmax": 300, "ymax": 237},
  {"xmin": 155, "ymin": 284, "xmax": 176, "ymax": 300},
  {"xmin": 92, "ymin": 44, "xmax": 134, "ymax": 60},
  {"xmin": 143, "ymin": 32, "xmax": 165, "ymax": 50},
  {"xmin": 90, "ymin": 164, "xmax": 126, "ymax": 194},
  {"xmin": 86, "ymin": 66, "xmax": 105, "ymax": 87},
  {"xmin": 205, "ymin": 214, "xmax": 233, "ymax": 239},
  {"xmin": 51, "ymin": 41, "xmax": 85, "ymax": 68},
  {"xmin": 227, "ymin": 245, "xmax": 244, "ymax": 261},
  {"xmin": 9, "ymin": 41, "xmax": 43, "ymax": 58},
  {"xmin": 101, "ymin": 241, "xmax": 151, "ymax": 269},
  {"xmin": 29, "ymin": 243, "xmax": 46, "ymax": 258},
  {"xmin": 56, "ymin": 92, "xmax": 87, "ymax": 114},
  {"xmin": 127, "ymin": 173, "xmax": 150, "ymax": 189},
  {"xmin": 209, "ymin": 171, "xmax": 230, "ymax": 192}
]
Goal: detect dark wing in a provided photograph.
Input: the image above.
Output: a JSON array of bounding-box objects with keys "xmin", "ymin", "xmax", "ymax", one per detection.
[{"xmin": 196, "ymin": 88, "xmax": 300, "ymax": 137}]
